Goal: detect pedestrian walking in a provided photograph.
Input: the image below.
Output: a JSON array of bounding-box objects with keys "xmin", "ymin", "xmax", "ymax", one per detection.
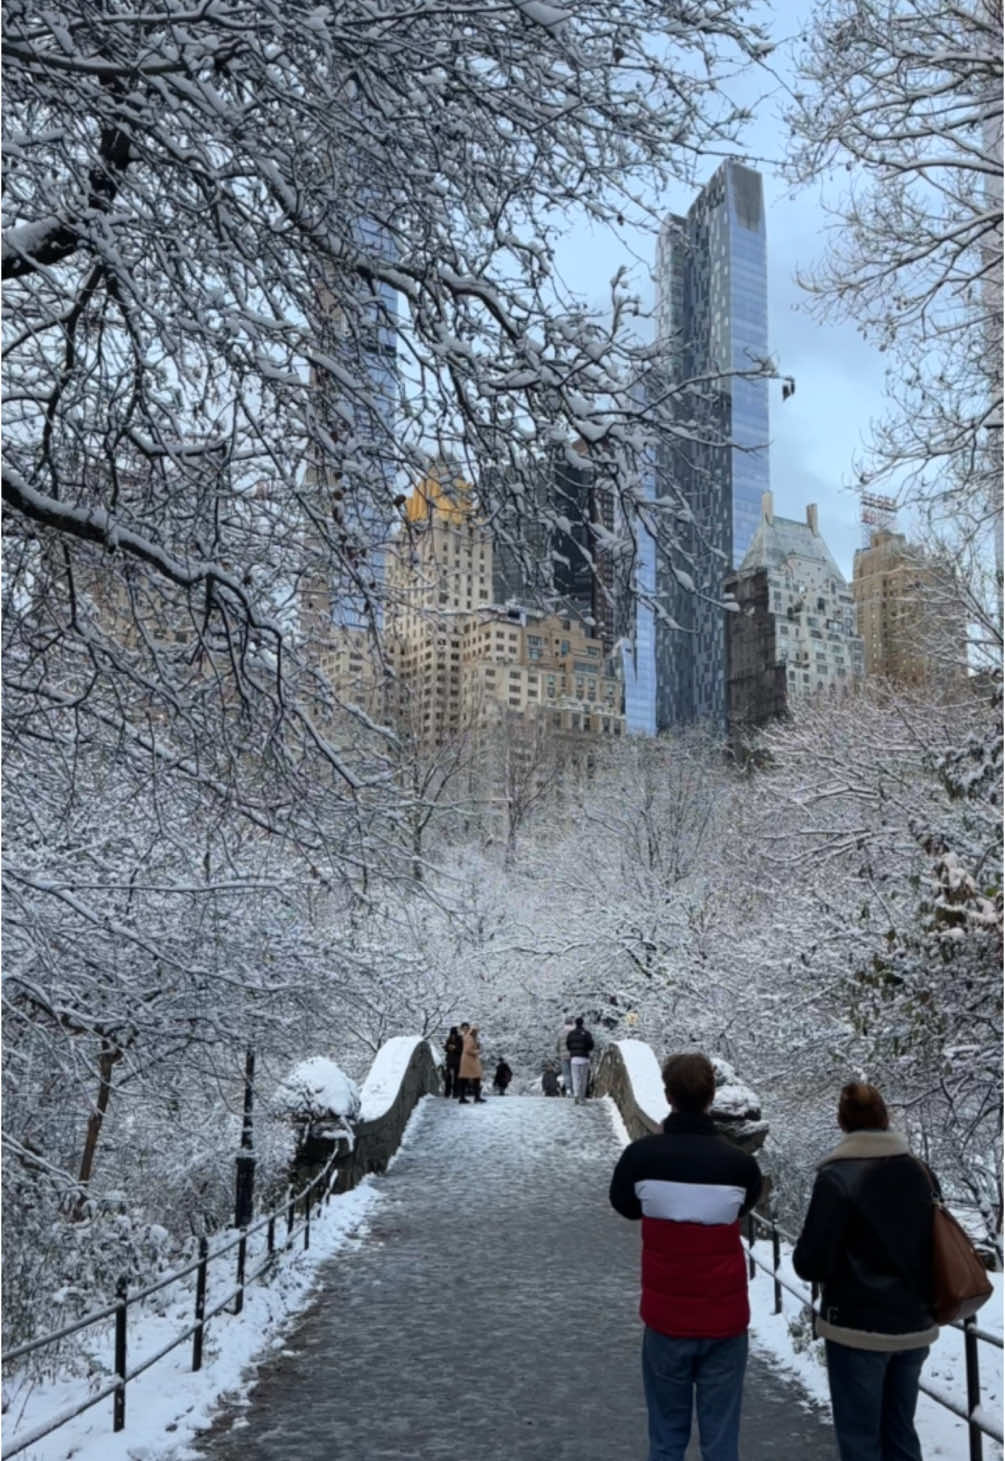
[
  {"xmin": 454, "ymin": 1022, "xmax": 471, "ymax": 1099},
  {"xmin": 541, "ymin": 1063, "xmax": 560, "ymax": 1097},
  {"xmin": 792, "ymin": 1081, "xmax": 938, "ymax": 1461},
  {"xmin": 458, "ymin": 1025, "xmax": 485, "ymax": 1104},
  {"xmin": 492, "ymin": 1059, "xmax": 512, "ymax": 1096},
  {"xmin": 558, "ymin": 1015, "xmax": 575, "ymax": 1098},
  {"xmin": 609, "ymin": 1051, "xmax": 762, "ymax": 1461},
  {"xmin": 443, "ymin": 1026, "xmax": 463, "ymax": 1098},
  {"xmin": 565, "ymin": 1016, "xmax": 594, "ymax": 1104}
]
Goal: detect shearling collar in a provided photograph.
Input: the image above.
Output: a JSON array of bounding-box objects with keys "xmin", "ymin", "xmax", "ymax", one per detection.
[{"xmin": 819, "ymin": 1130, "xmax": 911, "ymax": 1166}]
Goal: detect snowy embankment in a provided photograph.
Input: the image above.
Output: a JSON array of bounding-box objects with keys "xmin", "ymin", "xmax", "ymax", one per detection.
[{"xmin": 2, "ymin": 1093, "xmax": 435, "ymax": 1461}]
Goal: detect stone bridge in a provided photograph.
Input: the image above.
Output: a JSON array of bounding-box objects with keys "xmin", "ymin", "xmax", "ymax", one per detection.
[{"xmin": 195, "ymin": 1037, "xmax": 836, "ymax": 1460}]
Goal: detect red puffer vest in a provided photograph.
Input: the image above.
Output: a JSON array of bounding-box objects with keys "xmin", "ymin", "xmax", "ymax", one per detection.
[{"xmin": 641, "ymin": 1216, "xmax": 749, "ymax": 1338}]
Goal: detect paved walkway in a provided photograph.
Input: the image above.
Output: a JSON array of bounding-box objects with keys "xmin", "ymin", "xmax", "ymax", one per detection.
[{"xmin": 195, "ymin": 1097, "xmax": 836, "ymax": 1460}]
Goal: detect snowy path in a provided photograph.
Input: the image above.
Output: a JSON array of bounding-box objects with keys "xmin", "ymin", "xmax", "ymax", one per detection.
[{"xmin": 193, "ymin": 1096, "xmax": 836, "ymax": 1460}]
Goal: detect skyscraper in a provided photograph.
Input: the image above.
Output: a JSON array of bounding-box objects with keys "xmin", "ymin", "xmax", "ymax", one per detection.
[{"xmin": 645, "ymin": 158, "xmax": 770, "ymax": 733}]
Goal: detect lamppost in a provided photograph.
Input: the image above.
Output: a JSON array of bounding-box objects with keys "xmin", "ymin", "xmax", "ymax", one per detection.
[{"xmin": 234, "ymin": 1046, "xmax": 256, "ymax": 1229}]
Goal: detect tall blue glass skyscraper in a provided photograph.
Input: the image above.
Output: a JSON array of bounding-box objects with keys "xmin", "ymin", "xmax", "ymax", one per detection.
[{"xmin": 645, "ymin": 159, "xmax": 770, "ymax": 734}]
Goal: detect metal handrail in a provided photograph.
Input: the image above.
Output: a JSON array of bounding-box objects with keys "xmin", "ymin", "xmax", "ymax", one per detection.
[
  {"xmin": 0, "ymin": 1153, "xmax": 341, "ymax": 1460},
  {"xmin": 1, "ymin": 1156, "xmax": 336, "ymax": 1366}
]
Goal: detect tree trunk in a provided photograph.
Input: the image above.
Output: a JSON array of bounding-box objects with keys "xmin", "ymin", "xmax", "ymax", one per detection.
[{"xmin": 75, "ymin": 1041, "xmax": 122, "ymax": 1210}]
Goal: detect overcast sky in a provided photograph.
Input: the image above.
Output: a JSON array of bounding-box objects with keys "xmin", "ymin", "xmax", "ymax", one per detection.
[{"xmin": 554, "ymin": 0, "xmax": 892, "ymax": 581}]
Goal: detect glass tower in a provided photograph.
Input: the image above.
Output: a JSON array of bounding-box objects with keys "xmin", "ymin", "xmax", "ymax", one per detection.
[{"xmin": 650, "ymin": 159, "xmax": 770, "ymax": 733}]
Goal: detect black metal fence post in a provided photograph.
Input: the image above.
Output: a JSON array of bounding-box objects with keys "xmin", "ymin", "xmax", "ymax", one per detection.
[
  {"xmin": 113, "ymin": 1275, "xmax": 128, "ymax": 1432},
  {"xmin": 771, "ymin": 1222, "xmax": 782, "ymax": 1315},
  {"xmin": 234, "ymin": 1047, "xmax": 256, "ymax": 1230},
  {"xmin": 304, "ymin": 1187, "xmax": 311, "ymax": 1251},
  {"xmin": 192, "ymin": 1236, "xmax": 208, "ymax": 1371},
  {"xmin": 286, "ymin": 1190, "xmax": 295, "ymax": 1248},
  {"xmin": 746, "ymin": 1213, "xmax": 755, "ymax": 1280},
  {"xmin": 267, "ymin": 1214, "xmax": 276, "ymax": 1258},
  {"xmin": 964, "ymin": 1317, "xmax": 983, "ymax": 1461},
  {"xmin": 235, "ymin": 1231, "xmax": 248, "ymax": 1315}
]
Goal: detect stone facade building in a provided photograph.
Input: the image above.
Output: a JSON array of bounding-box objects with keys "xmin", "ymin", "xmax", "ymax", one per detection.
[
  {"xmin": 382, "ymin": 472, "xmax": 624, "ymax": 751},
  {"xmin": 725, "ymin": 493, "xmax": 863, "ymax": 733},
  {"xmin": 852, "ymin": 530, "xmax": 965, "ymax": 687}
]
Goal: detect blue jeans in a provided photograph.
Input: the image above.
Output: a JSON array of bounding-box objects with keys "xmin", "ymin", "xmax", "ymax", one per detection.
[
  {"xmin": 642, "ymin": 1326, "xmax": 747, "ymax": 1461},
  {"xmin": 825, "ymin": 1341, "xmax": 929, "ymax": 1461}
]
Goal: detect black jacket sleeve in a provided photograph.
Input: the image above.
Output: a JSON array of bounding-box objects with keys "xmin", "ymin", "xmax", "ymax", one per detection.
[
  {"xmin": 609, "ymin": 1145, "xmax": 642, "ymax": 1221},
  {"xmin": 739, "ymin": 1158, "xmax": 763, "ymax": 1217},
  {"xmin": 793, "ymin": 1169, "xmax": 849, "ymax": 1282}
]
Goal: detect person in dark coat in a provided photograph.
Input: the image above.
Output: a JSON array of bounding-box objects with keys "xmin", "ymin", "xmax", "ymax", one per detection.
[
  {"xmin": 793, "ymin": 1081, "xmax": 937, "ymax": 1461},
  {"xmin": 610, "ymin": 1052, "xmax": 762, "ymax": 1461},
  {"xmin": 492, "ymin": 1059, "xmax": 512, "ymax": 1096},
  {"xmin": 541, "ymin": 1064, "xmax": 560, "ymax": 1096},
  {"xmin": 443, "ymin": 1027, "xmax": 463, "ymax": 1098},
  {"xmin": 565, "ymin": 1015, "xmax": 594, "ymax": 1104}
]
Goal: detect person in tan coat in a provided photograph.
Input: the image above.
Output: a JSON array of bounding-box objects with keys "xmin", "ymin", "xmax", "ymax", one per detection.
[{"xmin": 458, "ymin": 1025, "xmax": 485, "ymax": 1103}]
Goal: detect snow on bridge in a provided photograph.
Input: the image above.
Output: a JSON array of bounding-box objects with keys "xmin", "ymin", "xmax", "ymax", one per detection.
[{"xmin": 193, "ymin": 1094, "xmax": 838, "ymax": 1461}]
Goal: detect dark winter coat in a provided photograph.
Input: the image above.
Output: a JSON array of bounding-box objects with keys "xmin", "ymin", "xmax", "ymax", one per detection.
[
  {"xmin": 493, "ymin": 1061, "xmax": 512, "ymax": 1090},
  {"xmin": 542, "ymin": 1068, "xmax": 560, "ymax": 1096},
  {"xmin": 792, "ymin": 1129, "xmax": 938, "ymax": 1351},
  {"xmin": 566, "ymin": 1025, "xmax": 594, "ymax": 1059},
  {"xmin": 609, "ymin": 1112, "xmax": 762, "ymax": 1339},
  {"xmin": 444, "ymin": 1032, "xmax": 463, "ymax": 1071}
]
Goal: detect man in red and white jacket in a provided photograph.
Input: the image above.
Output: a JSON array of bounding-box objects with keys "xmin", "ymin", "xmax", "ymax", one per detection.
[{"xmin": 609, "ymin": 1052, "xmax": 762, "ymax": 1461}]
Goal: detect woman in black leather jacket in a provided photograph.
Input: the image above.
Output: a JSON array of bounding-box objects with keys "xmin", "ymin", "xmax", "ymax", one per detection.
[{"xmin": 793, "ymin": 1082, "xmax": 937, "ymax": 1461}]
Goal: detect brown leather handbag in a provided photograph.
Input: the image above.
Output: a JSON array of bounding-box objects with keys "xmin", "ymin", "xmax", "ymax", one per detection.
[
  {"xmin": 918, "ymin": 1163, "xmax": 993, "ymax": 1325},
  {"xmin": 930, "ymin": 1198, "xmax": 993, "ymax": 1325}
]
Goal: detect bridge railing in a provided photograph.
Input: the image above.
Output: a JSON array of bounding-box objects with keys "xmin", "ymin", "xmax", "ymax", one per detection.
[
  {"xmin": 0, "ymin": 1151, "xmax": 341, "ymax": 1459},
  {"xmin": 0, "ymin": 1035, "xmax": 440, "ymax": 1460}
]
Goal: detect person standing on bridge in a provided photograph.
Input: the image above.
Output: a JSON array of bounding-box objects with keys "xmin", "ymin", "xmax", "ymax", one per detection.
[
  {"xmin": 558, "ymin": 1015, "xmax": 575, "ymax": 1096},
  {"xmin": 565, "ymin": 1016, "xmax": 594, "ymax": 1104},
  {"xmin": 609, "ymin": 1051, "xmax": 762, "ymax": 1461},
  {"xmin": 454, "ymin": 1023, "xmax": 471, "ymax": 1099},
  {"xmin": 792, "ymin": 1081, "xmax": 938, "ymax": 1461},
  {"xmin": 458, "ymin": 1024, "xmax": 485, "ymax": 1103},
  {"xmin": 443, "ymin": 1026, "xmax": 463, "ymax": 1098}
]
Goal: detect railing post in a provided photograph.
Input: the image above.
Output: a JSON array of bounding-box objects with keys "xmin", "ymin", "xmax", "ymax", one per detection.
[
  {"xmin": 745, "ymin": 1213, "xmax": 755, "ymax": 1279},
  {"xmin": 286, "ymin": 1190, "xmax": 295, "ymax": 1249},
  {"xmin": 771, "ymin": 1222, "xmax": 782, "ymax": 1316},
  {"xmin": 113, "ymin": 1275, "xmax": 128, "ymax": 1432},
  {"xmin": 234, "ymin": 1047, "xmax": 256, "ymax": 1230},
  {"xmin": 192, "ymin": 1236, "xmax": 208, "ymax": 1372},
  {"xmin": 304, "ymin": 1188, "xmax": 311, "ymax": 1251},
  {"xmin": 267, "ymin": 1214, "xmax": 276, "ymax": 1258},
  {"xmin": 964, "ymin": 1316, "xmax": 983, "ymax": 1461},
  {"xmin": 235, "ymin": 1230, "xmax": 248, "ymax": 1315}
]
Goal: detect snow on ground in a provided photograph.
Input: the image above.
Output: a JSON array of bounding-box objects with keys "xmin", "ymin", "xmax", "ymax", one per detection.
[
  {"xmin": 0, "ymin": 1101, "xmax": 438, "ymax": 1461},
  {"xmin": 746, "ymin": 1234, "xmax": 1004, "ymax": 1461},
  {"xmin": 358, "ymin": 1035, "xmax": 429, "ymax": 1121}
]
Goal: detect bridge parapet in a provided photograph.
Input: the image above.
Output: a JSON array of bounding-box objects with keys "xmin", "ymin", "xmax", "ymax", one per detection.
[
  {"xmin": 287, "ymin": 1037, "xmax": 441, "ymax": 1195},
  {"xmin": 335, "ymin": 1036, "xmax": 442, "ymax": 1191},
  {"xmin": 593, "ymin": 1039, "xmax": 768, "ymax": 1155}
]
